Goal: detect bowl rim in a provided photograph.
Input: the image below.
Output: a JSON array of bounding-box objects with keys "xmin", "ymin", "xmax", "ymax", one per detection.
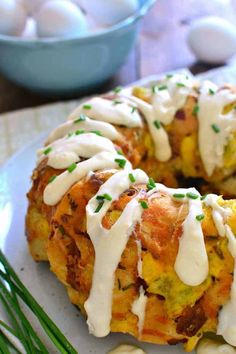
[{"xmin": 0, "ymin": 0, "xmax": 156, "ymax": 46}]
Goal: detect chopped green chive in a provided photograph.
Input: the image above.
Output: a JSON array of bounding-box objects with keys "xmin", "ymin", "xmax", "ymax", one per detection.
[
  {"xmin": 67, "ymin": 132, "xmax": 73, "ymax": 138},
  {"xmin": 75, "ymin": 130, "xmax": 85, "ymax": 135},
  {"xmin": 176, "ymin": 82, "xmax": 185, "ymax": 87},
  {"xmin": 117, "ymin": 150, "xmax": 124, "ymax": 156},
  {"xmin": 166, "ymin": 74, "xmax": 173, "ymax": 79},
  {"xmin": 113, "ymin": 99, "xmax": 122, "ymax": 105},
  {"xmin": 131, "ymin": 106, "xmax": 137, "ymax": 114},
  {"xmin": 196, "ymin": 214, "xmax": 205, "ymax": 221},
  {"xmin": 139, "ymin": 200, "xmax": 149, "ymax": 209},
  {"xmin": 152, "ymin": 85, "xmax": 158, "ymax": 94},
  {"xmin": 113, "ymin": 86, "xmax": 122, "ymax": 93},
  {"xmin": 115, "ymin": 158, "xmax": 127, "ymax": 169},
  {"xmin": 154, "ymin": 120, "xmax": 161, "ymax": 129},
  {"xmin": 209, "ymin": 88, "xmax": 215, "ymax": 95},
  {"xmin": 74, "ymin": 114, "xmax": 86, "ymax": 123},
  {"xmin": 158, "ymin": 85, "xmax": 168, "ymax": 91},
  {"xmin": 128, "ymin": 173, "xmax": 136, "ymax": 183},
  {"xmin": 44, "ymin": 147, "xmax": 52, "ymax": 155},
  {"xmin": 67, "ymin": 163, "xmax": 77, "ymax": 173},
  {"xmin": 186, "ymin": 192, "xmax": 199, "ymax": 199},
  {"xmin": 192, "ymin": 104, "xmax": 200, "ymax": 116},
  {"xmin": 95, "ymin": 201, "xmax": 104, "ymax": 213},
  {"xmin": 147, "ymin": 177, "xmax": 156, "ymax": 191},
  {"xmin": 83, "ymin": 104, "xmax": 92, "ymax": 110},
  {"xmin": 96, "ymin": 193, "xmax": 112, "ymax": 202},
  {"xmin": 201, "ymin": 194, "xmax": 207, "ymax": 201},
  {"xmin": 48, "ymin": 175, "xmax": 57, "ymax": 184},
  {"xmin": 91, "ymin": 130, "xmax": 103, "ymax": 136},
  {"xmin": 211, "ymin": 124, "xmax": 220, "ymax": 133},
  {"xmin": 173, "ymin": 193, "xmax": 185, "ymax": 199}
]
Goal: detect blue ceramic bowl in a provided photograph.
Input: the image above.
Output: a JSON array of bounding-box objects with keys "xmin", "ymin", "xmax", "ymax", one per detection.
[{"xmin": 0, "ymin": 0, "xmax": 155, "ymax": 96}]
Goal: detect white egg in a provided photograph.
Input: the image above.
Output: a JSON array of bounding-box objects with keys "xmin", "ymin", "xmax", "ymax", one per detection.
[
  {"xmin": 21, "ymin": 18, "xmax": 37, "ymax": 39},
  {"xmin": 80, "ymin": 0, "xmax": 139, "ymax": 26},
  {"xmin": 35, "ymin": 0, "xmax": 88, "ymax": 38},
  {"xmin": 187, "ymin": 16, "xmax": 236, "ymax": 64},
  {"xmin": 0, "ymin": 0, "xmax": 27, "ymax": 36}
]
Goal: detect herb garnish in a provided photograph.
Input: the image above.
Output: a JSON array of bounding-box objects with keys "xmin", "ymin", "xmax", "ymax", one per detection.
[
  {"xmin": 196, "ymin": 214, "xmax": 205, "ymax": 221},
  {"xmin": 211, "ymin": 124, "xmax": 220, "ymax": 133},
  {"xmin": 139, "ymin": 200, "xmax": 149, "ymax": 209},
  {"xmin": 153, "ymin": 120, "xmax": 161, "ymax": 129},
  {"xmin": 67, "ymin": 163, "xmax": 77, "ymax": 173},
  {"xmin": 44, "ymin": 147, "xmax": 52, "ymax": 155},
  {"xmin": 74, "ymin": 114, "xmax": 86, "ymax": 123},
  {"xmin": 115, "ymin": 158, "xmax": 126, "ymax": 169},
  {"xmin": 128, "ymin": 173, "xmax": 136, "ymax": 183}
]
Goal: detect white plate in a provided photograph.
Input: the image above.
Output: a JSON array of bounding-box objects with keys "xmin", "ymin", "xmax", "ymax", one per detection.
[{"xmin": 0, "ymin": 135, "xmax": 190, "ymax": 354}]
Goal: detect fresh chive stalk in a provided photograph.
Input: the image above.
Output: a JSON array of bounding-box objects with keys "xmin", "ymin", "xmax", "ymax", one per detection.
[{"xmin": 0, "ymin": 250, "xmax": 77, "ymax": 353}]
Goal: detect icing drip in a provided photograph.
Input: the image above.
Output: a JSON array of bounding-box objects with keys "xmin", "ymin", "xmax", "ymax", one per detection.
[
  {"xmin": 85, "ymin": 169, "xmax": 148, "ymax": 337},
  {"xmin": 108, "ymin": 344, "xmax": 146, "ymax": 354},
  {"xmin": 131, "ymin": 286, "xmax": 147, "ymax": 336},
  {"xmin": 43, "ymin": 152, "xmax": 132, "ymax": 206},
  {"xmin": 67, "ymin": 97, "xmax": 143, "ymax": 128},
  {"xmin": 124, "ymin": 74, "xmax": 193, "ymax": 162},
  {"xmin": 202, "ymin": 195, "xmax": 236, "ymax": 346},
  {"xmin": 127, "ymin": 95, "xmax": 172, "ymax": 162},
  {"xmin": 45, "ymin": 116, "xmax": 121, "ymax": 144},
  {"xmin": 38, "ymin": 133, "xmax": 116, "ymax": 169},
  {"xmin": 198, "ymin": 81, "xmax": 236, "ymax": 176},
  {"xmin": 148, "ymin": 184, "xmax": 209, "ymax": 286},
  {"xmin": 204, "ymin": 194, "xmax": 232, "ymax": 237},
  {"xmin": 152, "ymin": 73, "xmax": 194, "ymax": 125}
]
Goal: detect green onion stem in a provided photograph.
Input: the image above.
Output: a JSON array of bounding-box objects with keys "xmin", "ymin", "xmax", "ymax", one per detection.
[{"xmin": 0, "ymin": 250, "xmax": 77, "ymax": 354}]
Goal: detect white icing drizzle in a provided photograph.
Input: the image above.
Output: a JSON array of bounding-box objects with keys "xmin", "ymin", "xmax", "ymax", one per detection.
[
  {"xmin": 127, "ymin": 95, "xmax": 172, "ymax": 162},
  {"xmin": 38, "ymin": 133, "xmax": 116, "ymax": 169},
  {"xmin": 67, "ymin": 97, "xmax": 143, "ymax": 128},
  {"xmin": 198, "ymin": 81, "xmax": 236, "ymax": 176},
  {"xmin": 108, "ymin": 344, "xmax": 146, "ymax": 354},
  {"xmin": 202, "ymin": 195, "xmax": 236, "ymax": 346},
  {"xmin": 43, "ymin": 152, "xmax": 132, "ymax": 206},
  {"xmin": 121, "ymin": 73, "xmax": 193, "ymax": 162},
  {"xmin": 152, "ymin": 73, "xmax": 194, "ymax": 125},
  {"xmin": 197, "ymin": 338, "xmax": 236, "ymax": 354},
  {"xmin": 84, "ymin": 169, "xmax": 149, "ymax": 337},
  {"xmin": 204, "ymin": 194, "xmax": 232, "ymax": 237},
  {"xmin": 148, "ymin": 184, "xmax": 209, "ymax": 286},
  {"xmin": 131, "ymin": 286, "xmax": 147, "ymax": 336},
  {"xmin": 45, "ymin": 116, "xmax": 121, "ymax": 144}
]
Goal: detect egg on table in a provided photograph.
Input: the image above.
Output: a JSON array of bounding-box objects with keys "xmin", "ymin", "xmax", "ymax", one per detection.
[
  {"xmin": 0, "ymin": 0, "xmax": 27, "ymax": 36},
  {"xmin": 79, "ymin": 0, "xmax": 139, "ymax": 26},
  {"xmin": 187, "ymin": 16, "xmax": 236, "ymax": 64},
  {"xmin": 35, "ymin": 0, "xmax": 88, "ymax": 38}
]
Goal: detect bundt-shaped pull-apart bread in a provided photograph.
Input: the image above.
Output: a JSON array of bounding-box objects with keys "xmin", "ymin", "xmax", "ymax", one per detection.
[{"xmin": 26, "ymin": 74, "xmax": 236, "ymax": 351}]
